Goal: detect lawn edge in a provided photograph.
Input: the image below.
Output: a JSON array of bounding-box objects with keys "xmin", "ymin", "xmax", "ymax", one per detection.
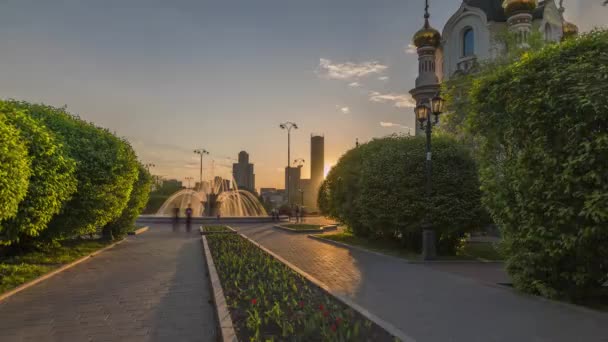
[
  {"xmin": 309, "ymin": 234, "xmax": 504, "ymax": 264},
  {"xmin": 199, "ymin": 225, "xmax": 238, "ymax": 236},
  {"xmin": 201, "ymin": 236, "xmax": 238, "ymax": 342},
  {"xmin": 127, "ymin": 226, "xmax": 149, "ymax": 235},
  {"xmin": 273, "ymin": 224, "xmax": 338, "ymax": 234},
  {"xmin": 0, "ymin": 238, "xmax": 126, "ymax": 303},
  {"xmin": 239, "ymin": 232, "xmax": 416, "ymax": 342}
]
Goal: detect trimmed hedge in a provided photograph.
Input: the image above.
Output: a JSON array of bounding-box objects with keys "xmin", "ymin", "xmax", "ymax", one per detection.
[
  {"xmin": 104, "ymin": 163, "xmax": 152, "ymax": 238},
  {"xmin": 468, "ymin": 30, "xmax": 608, "ymax": 299},
  {"xmin": 9, "ymin": 102, "xmax": 139, "ymax": 239},
  {"xmin": 0, "ymin": 103, "xmax": 77, "ymax": 244},
  {"xmin": 0, "ymin": 112, "xmax": 30, "ymax": 223},
  {"xmin": 319, "ymin": 135, "xmax": 485, "ymax": 254}
]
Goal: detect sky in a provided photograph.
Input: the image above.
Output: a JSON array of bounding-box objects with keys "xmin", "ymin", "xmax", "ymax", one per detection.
[{"xmin": 0, "ymin": 0, "xmax": 605, "ymax": 189}]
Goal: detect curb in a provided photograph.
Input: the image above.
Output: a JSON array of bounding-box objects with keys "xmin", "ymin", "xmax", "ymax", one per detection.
[
  {"xmin": 308, "ymin": 235, "xmax": 504, "ymax": 264},
  {"xmin": 128, "ymin": 226, "xmax": 149, "ymax": 235},
  {"xmin": 0, "ymin": 238, "xmax": 126, "ymax": 303},
  {"xmin": 239, "ymin": 233, "xmax": 416, "ymax": 342},
  {"xmin": 273, "ymin": 224, "xmax": 338, "ymax": 234},
  {"xmin": 201, "ymin": 236, "xmax": 238, "ymax": 342},
  {"xmin": 199, "ymin": 225, "xmax": 238, "ymax": 236}
]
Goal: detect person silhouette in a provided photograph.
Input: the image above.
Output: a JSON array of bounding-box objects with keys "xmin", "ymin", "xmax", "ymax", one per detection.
[{"xmin": 185, "ymin": 204, "xmax": 193, "ymax": 232}]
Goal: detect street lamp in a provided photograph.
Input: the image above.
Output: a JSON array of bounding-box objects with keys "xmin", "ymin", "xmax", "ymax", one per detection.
[
  {"xmin": 185, "ymin": 176, "xmax": 194, "ymax": 189},
  {"xmin": 280, "ymin": 122, "xmax": 298, "ymax": 207},
  {"xmin": 193, "ymin": 149, "xmax": 210, "ymax": 191},
  {"xmin": 143, "ymin": 163, "xmax": 155, "ymax": 172},
  {"xmin": 415, "ymin": 93, "xmax": 445, "ymax": 260}
]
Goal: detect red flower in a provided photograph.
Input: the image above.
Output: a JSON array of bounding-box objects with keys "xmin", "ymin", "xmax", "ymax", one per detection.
[
  {"xmin": 323, "ymin": 310, "xmax": 329, "ymax": 317},
  {"xmin": 251, "ymin": 298, "xmax": 257, "ymax": 305},
  {"xmin": 335, "ymin": 317, "xmax": 342, "ymax": 325},
  {"xmin": 319, "ymin": 304, "xmax": 324, "ymax": 311},
  {"xmin": 299, "ymin": 301, "xmax": 304, "ymax": 309},
  {"xmin": 330, "ymin": 324, "xmax": 337, "ymax": 332}
]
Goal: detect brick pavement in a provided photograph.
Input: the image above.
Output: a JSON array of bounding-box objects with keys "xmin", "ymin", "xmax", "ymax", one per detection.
[
  {"xmin": 233, "ymin": 223, "xmax": 608, "ymax": 342},
  {"xmin": 0, "ymin": 224, "xmax": 215, "ymax": 342}
]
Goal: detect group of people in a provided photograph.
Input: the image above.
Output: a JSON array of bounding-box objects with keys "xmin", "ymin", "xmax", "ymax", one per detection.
[{"xmin": 270, "ymin": 206, "xmax": 305, "ymax": 223}]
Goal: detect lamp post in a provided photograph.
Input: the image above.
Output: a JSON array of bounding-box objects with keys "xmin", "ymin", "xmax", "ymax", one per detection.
[
  {"xmin": 143, "ymin": 163, "xmax": 155, "ymax": 172},
  {"xmin": 415, "ymin": 93, "xmax": 445, "ymax": 260},
  {"xmin": 193, "ymin": 149, "xmax": 209, "ymax": 191},
  {"xmin": 280, "ymin": 122, "xmax": 298, "ymax": 207},
  {"xmin": 185, "ymin": 176, "xmax": 194, "ymax": 189}
]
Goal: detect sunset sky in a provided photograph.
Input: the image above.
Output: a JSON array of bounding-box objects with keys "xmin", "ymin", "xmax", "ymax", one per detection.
[{"xmin": 0, "ymin": 0, "xmax": 605, "ymax": 189}]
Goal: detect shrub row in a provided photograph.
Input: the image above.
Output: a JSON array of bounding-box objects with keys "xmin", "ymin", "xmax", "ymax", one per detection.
[
  {"xmin": 0, "ymin": 100, "xmax": 152, "ymax": 245},
  {"xmin": 468, "ymin": 30, "xmax": 608, "ymax": 300},
  {"xmin": 318, "ymin": 135, "xmax": 486, "ymax": 255}
]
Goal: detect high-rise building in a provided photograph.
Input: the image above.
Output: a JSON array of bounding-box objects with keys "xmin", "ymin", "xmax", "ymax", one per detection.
[
  {"xmin": 285, "ymin": 166, "xmax": 301, "ymax": 205},
  {"xmin": 232, "ymin": 151, "xmax": 255, "ymax": 192},
  {"xmin": 310, "ymin": 135, "xmax": 325, "ymax": 207}
]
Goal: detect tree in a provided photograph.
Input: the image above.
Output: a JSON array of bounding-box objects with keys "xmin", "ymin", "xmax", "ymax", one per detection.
[
  {"xmin": 0, "ymin": 112, "xmax": 30, "ymax": 224},
  {"xmin": 468, "ymin": 30, "xmax": 608, "ymax": 300},
  {"xmin": 10, "ymin": 102, "xmax": 138, "ymax": 240},
  {"xmin": 0, "ymin": 103, "xmax": 77, "ymax": 245},
  {"xmin": 319, "ymin": 135, "xmax": 485, "ymax": 254},
  {"xmin": 104, "ymin": 163, "xmax": 152, "ymax": 238}
]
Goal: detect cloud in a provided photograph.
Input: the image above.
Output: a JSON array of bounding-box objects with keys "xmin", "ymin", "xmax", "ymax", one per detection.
[
  {"xmin": 369, "ymin": 91, "xmax": 416, "ymax": 108},
  {"xmin": 405, "ymin": 44, "xmax": 418, "ymax": 55},
  {"xmin": 380, "ymin": 122, "xmax": 407, "ymax": 128},
  {"xmin": 378, "ymin": 76, "xmax": 389, "ymax": 81},
  {"xmin": 348, "ymin": 81, "xmax": 361, "ymax": 87},
  {"xmin": 317, "ymin": 58, "xmax": 388, "ymax": 80},
  {"xmin": 335, "ymin": 105, "xmax": 350, "ymax": 114}
]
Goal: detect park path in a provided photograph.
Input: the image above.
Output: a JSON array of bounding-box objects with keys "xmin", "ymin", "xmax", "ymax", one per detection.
[
  {"xmin": 0, "ymin": 224, "xmax": 215, "ymax": 342},
  {"xmin": 233, "ymin": 222, "xmax": 608, "ymax": 342}
]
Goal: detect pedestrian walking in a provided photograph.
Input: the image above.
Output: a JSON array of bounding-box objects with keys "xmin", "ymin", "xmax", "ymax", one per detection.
[
  {"xmin": 295, "ymin": 206, "xmax": 300, "ymax": 223},
  {"xmin": 185, "ymin": 204, "xmax": 193, "ymax": 232}
]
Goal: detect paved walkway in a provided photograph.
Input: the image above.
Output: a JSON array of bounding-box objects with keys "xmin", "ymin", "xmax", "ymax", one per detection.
[
  {"xmin": 233, "ymin": 223, "xmax": 608, "ymax": 342},
  {"xmin": 0, "ymin": 224, "xmax": 215, "ymax": 342}
]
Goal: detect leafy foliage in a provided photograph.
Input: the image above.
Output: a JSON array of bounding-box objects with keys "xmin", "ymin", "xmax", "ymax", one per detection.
[
  {"xmin": 0, "ymin": 103, "xmax": 77, "ymax": 244},
  {"xmin": 104, "ymin": 163, "xmax": 152, "ymax": 239},
  {"xmin": 468, "ymin": 30, "xmax": 608, "ymax": 299},
  {"xmin": 0, "ymin": 112, "xmax": 30, "ymax": 223},
  {"xmin": 319, "ymin": 135, "xmax": 485, "ymax": 254},
  {"xmin": 10, "ymin": 102, "xmax": 139, "ymax": 239},
  {"xmin": 206, "ymin": 234, "xmax": 393, "ymax": 341}
]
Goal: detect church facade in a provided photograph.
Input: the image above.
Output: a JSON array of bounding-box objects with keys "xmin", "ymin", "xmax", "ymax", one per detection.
[{"xmin": 410, "ymin": 0, "xmax": 579, "ymax": 134}]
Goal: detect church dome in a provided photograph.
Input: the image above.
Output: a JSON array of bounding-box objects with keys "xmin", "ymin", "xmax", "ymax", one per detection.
[
  {"xmin": 413, "ymin": 20, "xmax": 441, "ymax": 48},
  {"xmin": 502, "ymin": 0, "xmax": 537, "ymax": 17},
  {"xmin": 562, "ymin": 21, "xmax": 579, "ymax": 40}
]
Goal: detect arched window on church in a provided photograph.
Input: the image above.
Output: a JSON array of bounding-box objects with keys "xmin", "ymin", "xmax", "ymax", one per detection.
[
  {"xmin": 545, "ymin": 23, "xmax": 552, "ymax": 41},
  {"xmin": 463, "ymin": 28, "xmax": 475, "ymax": 57}
]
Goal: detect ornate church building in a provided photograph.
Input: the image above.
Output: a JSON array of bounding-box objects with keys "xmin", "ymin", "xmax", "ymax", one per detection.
[{"xmin": 410, "ymin": 0, "xmax": 579, "ymax": 134}]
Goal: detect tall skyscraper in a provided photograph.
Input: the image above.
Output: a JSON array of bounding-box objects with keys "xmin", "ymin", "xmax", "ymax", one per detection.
[
  {"xmin": 232, "ymin": 151, "xmax": 255, "ymax": 192},
  {"xmin": 310, "ymin": 134, "xmax": 325, "ymax": 195}
]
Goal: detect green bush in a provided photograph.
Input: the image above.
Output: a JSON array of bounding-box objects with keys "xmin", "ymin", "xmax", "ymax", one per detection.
[
  {"xmin": 0, "ymin": 112, "xmax": 30, "ymax": 223},
  {"xmin": 11, "ymin": 102, "xmax": 138, "ymax": 239},
  {"xmin": 0, "ymin": 103, "xmax": 77, "ymax": 245},
  {"xmin": 319, "ymin": 135, "xmax": 484, "ymax": 254},
  {"xmin": 468, "ymin": 30, "xmax": 608, "ymax": 299},
  {"xmin": 104, "ymin": 163, "xmax": 152, "ymax": 238}
]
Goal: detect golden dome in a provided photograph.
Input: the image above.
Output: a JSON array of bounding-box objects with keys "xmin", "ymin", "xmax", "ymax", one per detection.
[
  {"xmin": 413, "ymin": 20, "xmax": 441, "ymax": 48},
  {"xmin": 502, "ymin": 0, "xmax": 537, "ymax": 17},
  {"xmin": 562, "ymin": 21, "xmax": 579, "ymax": 40}
]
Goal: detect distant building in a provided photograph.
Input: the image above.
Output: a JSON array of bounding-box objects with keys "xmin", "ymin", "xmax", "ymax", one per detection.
[
  {"xmin": 232, "ymin": 151, "xmax": 256, "ymax": 192},
  {"xmin": 285, "ymin": 166, "xmax": 301, "ymax": 205},
  {"xmin": 260, "ymin": 188, "xmax": 286, "ymax": 209},
  {"xmin": 295, "ymin": 135, "xmax": 325, "ymax": 210}
]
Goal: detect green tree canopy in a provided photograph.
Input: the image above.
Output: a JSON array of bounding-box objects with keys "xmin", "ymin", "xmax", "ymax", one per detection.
[
  {"xmin": 468, "ymin": 30, "xmax": 608, "ymax": 299},
  {"xmin": 319, "ymin": 135, "xmax": 485, "ymax": 254},
  {"xmin": 10, "ymin": 102, "xmax": 138, "ymax": 239},
  {"xmin": 0, "ymin": 103, "xmax": 77, "ymax": 244},
  {"xmin": 0, "ymin": 111, "xmax": 30, "ymax": 224}
]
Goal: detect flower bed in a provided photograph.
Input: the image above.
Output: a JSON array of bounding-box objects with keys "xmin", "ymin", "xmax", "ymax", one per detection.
[
  {"xmin": 205, "ymin": 234, "xmax": 395, "ymax": 341},
  {"xmin": 200, "ymin": 225, "xmax": 236, "ymax": 235}
]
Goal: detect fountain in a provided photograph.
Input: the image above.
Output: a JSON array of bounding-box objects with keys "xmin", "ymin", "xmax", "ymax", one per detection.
[{"xmin": 156, "ymin": 175, "xmax": 267, "ymax": 217}]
